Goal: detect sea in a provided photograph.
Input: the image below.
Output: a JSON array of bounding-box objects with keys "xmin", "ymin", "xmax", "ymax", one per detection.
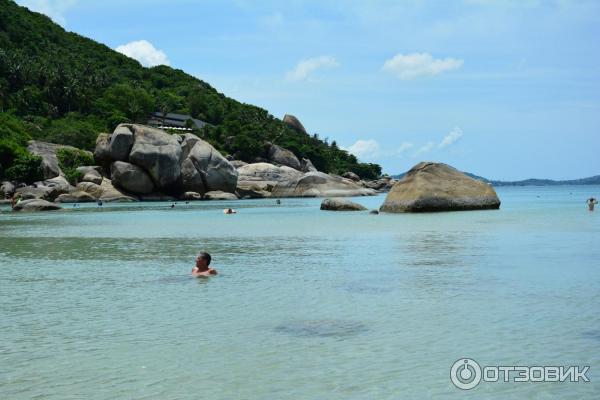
[{"xmin": 1, "ymin": 185, "xmax": 599, "ymax": 399}]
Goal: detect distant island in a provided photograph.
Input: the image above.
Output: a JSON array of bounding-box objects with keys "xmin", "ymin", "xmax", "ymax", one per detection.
[{"xmin": 391, "ymin": 172, "xmax": 600, "ymax": 186}]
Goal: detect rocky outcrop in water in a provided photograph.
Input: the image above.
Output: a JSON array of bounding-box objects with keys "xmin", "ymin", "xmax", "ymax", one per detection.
[
  {"xmin": 12, "ymin": 199, "xmax": 62, "ymax": 211},
  {"xmin": 93, "ymin": 124, "xmax": 238, "ymax": 196},
  {"xmin": 236, "ymin": 162, "xmax": 301, "ymax": 198},
  {"xmin": 77, "ymin": 178, "xmax": 137, "ymax": 202},
  {"xmin": 272, "ymin": 171, "xmax": 376, "ymax": 198},
  {"xmin": 320, "ymin": 198, "xmax": 367, "ymax": 211},
  {"xmin": 111, "ymin": 161, "xmax": 155, "ymax": 194},
  {"xmin": 380, "ymin": 162, "xmax": 501, "ymax": 212}
]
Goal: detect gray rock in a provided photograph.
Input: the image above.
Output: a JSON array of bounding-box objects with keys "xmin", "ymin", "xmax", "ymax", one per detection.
[
  {"xmin": 272, "ymin": 171, "xmax": 377, "ymax": 198},
  {"xmin": 301, "ymin": 158, "xmax": 317, "ymax": 172},
  {"xmin": 77, "ymin": 178, "xmax": 137, "ymax": 202},
  {"xmin": 111, "ymin": 161, "xmax": 155, "ymax": 194},
  {"xmin": 15, "ymin": 185, "xmax": 53, "ymax": 200},
  {"xmin": 369, "ymin": 210, "xmax": 379, "ymax": 215},
  {"xmin": 380, "ymin": 162, "xmax": 501, "ymax": 213},
  {"xmin": 320, "ymin": 198, "xmax": 367, "ymax": 211},
  {"xmin": 12, "ymin": 199, "xmax": 62, "ymax": 212},
  {"xmin": 342, "ymin": 171, "xmax": 360, "ymax": 181},
  {"xmin": 236, "ymin": 163, "xmax": 302, "ymax": 198},
  {"xmin": 94, "ymin": 133, "xmax": 112, "ymax": 166},
  {"xmin": 1, "ymin": 181, "xmax": 16, "ymax": 198},
  {"xmin": 180, "ymin": 191, "xmax": 203, "ymax": 201},
  {"xmin": 282, "ymin": 114, "xmax": 308, "ymax": 135},
  {"xmin": 127, "ymin": 124, "xmax": 182, "ymax": 191},
  {"xmin": 230, "ymin": 160, "xmax": 248, "ymax": 169},
  {"xmin": 180, "ymin": 137, "xmax": 238, "ymax": 194},
  {"xmin": 76, "ymin": 166, "xmax": 103, "ymax": 185},
  {"xmin": 267, "ymin": 144, "xmax": 302, "ymax": 171},
  {"xmin": 108, "ymin": 125, "xmax": 134, "ymax": 161},
  {"xmin": 203, "ymin": 191, "xmax": 239, "ymax": 200},
  {"xmin": 27, "ymin": 141, "xmax": 91, "ymax": 179},
  {"xmin": 56, "ymin": 191, "xmax": 96, "ymax": 203}
]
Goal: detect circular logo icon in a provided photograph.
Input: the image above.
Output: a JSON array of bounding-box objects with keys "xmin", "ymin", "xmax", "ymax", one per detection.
[{"xmin": 450, "ymin": 358, "xmax": 482, "ymax": 390}]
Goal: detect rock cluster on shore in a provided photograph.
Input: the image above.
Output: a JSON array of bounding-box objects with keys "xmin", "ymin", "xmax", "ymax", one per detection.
[{"xmin": 3, "ymin": 123, "xmax": 391, "ymax": 210}]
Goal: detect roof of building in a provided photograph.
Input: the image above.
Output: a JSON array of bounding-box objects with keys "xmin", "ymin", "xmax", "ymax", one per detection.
[{"xmin": 148, "ymin": 112, "xmax": 209, "ymax": 129}]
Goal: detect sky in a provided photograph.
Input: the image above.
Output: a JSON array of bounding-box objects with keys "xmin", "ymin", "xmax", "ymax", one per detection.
[{"xmin": 16, "ymin": 0, "xmax": 600, "ymax": 180}]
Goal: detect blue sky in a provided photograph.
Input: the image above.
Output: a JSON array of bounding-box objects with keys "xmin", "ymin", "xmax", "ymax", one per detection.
[{"xmin": 17, "ymin": 0, "xmax": 600, "ymax": 179}]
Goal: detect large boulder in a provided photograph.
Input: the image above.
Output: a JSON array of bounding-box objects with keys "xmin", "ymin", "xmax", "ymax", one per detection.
[
  {"xmin": 1, "ymin": 181, "xmax": 16, "ymax": 198},
  {"xmin": 271, "ymin": 171, "xmax": 376, "ymax": 198},
  {"xmin": 236, "ymin": 163, "xmax": 302, "ymax": 198},
  {"xmin": 342, "ymin": 171, "xmax": 360, "ymax": 181},
  {"xmin": 110, "ymin": 161, "xmax": 154, "ymax": 194},
  {"xmin": 300, "ymin": 158, "xmax": 317, "ymax": 172},
  {"xmin": 267, "ymin": 144, "xmax": 302, "ymax": 171},
  {"xmin": 15, "ymin": 176, "xmax": 72, "ymax": 201},
  {"xmin": 320, "ymin": 198, "xmax": 367, "ymax": 211},
  {"xmin": 55, "ymin": 191, "xmax": 96, "ymax": 203},
  {"xmin": 12, "ymin": 199, "xmax": 62, "ymax": 212},
  {"xmin": 127, "ymin": 124, "xmax": 182, "ymax": 191},
  {"xmin": 380, "ymin": 162, "xmax": 501, "ymax": 213},
  {"xmin": 108, "ymin": 125, "xmax": 133, "ymax": 161},
  {"xmin": 76, "ymin": 166, "xmax": 103, "ymax": 185},
  {"xmin": 27, "ymin": 141, "xmax": 91, "ymax": 179},
  {"xmin": 15, "ymin": 185, "xmax": 53, "ymax": 200},
  {"xmin": 282, "ymin": 114, "xmax": 308, "ymax": 135},
  {"xmin": 180, "ymin": 137, "xmax": 238, "ymax": 194},
  {"xmin": 77, "ymin": 178, "xmax": 137, "ymax": 202},
  {"xmin": 94, "ymin": 133, "xmax": 111, "ymax": 167},
  {"xmin": 203, "ymin": 191, "xmax": 239, "ymax": 200}
]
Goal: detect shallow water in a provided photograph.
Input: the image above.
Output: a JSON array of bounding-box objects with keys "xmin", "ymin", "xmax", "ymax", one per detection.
[{"xmin": 1, "ymin": 186, "xmax": 599, "ymax": 399}]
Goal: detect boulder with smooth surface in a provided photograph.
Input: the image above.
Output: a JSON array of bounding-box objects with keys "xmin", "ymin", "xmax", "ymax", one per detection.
[
  {"xmin": 12, "ymin": 199, "xmax": 62, "ymax": 212},
  {"xmin": 56, "ymin": 191, "xmax": 96, "ymax": 203},
  {"xmin": 320, "ymin": 198, "xmax": 367, "ymax": 211},
  {"xmin": 108, "ymin": 125, "xmax": 134, "ymax": 161},
  {"xmin": 27, "ymin": 141, "xmax": 91, "ymax": 179},
  {"xmin": 180, "ymin": 138, "xmax": 238, "ymax": 194},
  {"xmin": 282, "ymin": 114, "xmax": 308, "ymax": 135},
  {"xmin": 380, "ymin": 162, "xmax": 501, "ymax": 213},
  {"xmin": 272, "ymin": 171, "xmax": 376, "ymax": 198},
  {"xmin": 203, "ymin": 191, "xmax": 239, "ymax": 200},
  {"xmin": 77, "ymin": 178, "xmax": 137, "ymax": 202},
  {"xmin": 76, "ymin": 166, "xmax": 103, "ymax": 184},
  {"xmin": 342, "ymin": 171, "xmax": 360, "ymax": 181},
  {"xmin": 236, "ymin": 162, "xmax": 302, "ymax": 198},
  {"xmin": 267, "ymin": 144, "xmax": 302, "ymax": 171},
  {"xmin": 111, "ymin": 161, "xmax": 154, "ymax": 194},
  {"xmin": 127, "ymin": 124, "xmax": 182, "ymax": 191}
]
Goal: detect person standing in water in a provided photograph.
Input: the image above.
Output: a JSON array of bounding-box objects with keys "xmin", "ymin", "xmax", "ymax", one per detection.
[
  {"xmin": 191, "ymin": 252, "xmax": 218, "ymax": 277},
  {"xmin": 587, "ymin": 197, "xmax": 598, "ymax": 211}
]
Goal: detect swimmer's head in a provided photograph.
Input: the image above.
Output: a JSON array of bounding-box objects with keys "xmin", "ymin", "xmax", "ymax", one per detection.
[{"xmin": 196, "ymin": 251, "xmax": 212, "ymax": 267}]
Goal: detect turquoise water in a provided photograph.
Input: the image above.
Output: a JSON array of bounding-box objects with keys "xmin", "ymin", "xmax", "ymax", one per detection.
[{"xmin": 1, "ymin": 186, "xmax": 599, "ymax": 399}]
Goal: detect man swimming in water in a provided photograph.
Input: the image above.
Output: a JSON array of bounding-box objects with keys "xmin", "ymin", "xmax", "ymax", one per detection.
[
  {"xmin": 587, "ymin": 197, "xmax": 598, "ymax": 211},
  {"xmin": 191, "ymin": 252, "xmax": 218, "ymax": 277}
]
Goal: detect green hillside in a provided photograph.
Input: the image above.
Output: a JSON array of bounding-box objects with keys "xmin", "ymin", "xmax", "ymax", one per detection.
[{"xmin": 0, "ymin": 0, "xmax": 381, "ymax": 182}]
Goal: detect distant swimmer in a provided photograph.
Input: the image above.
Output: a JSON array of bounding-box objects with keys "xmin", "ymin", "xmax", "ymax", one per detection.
[
  {"xmin": 223, "ymin": 208, "xmax": 237, "ymax": 214},
  {"xmin": 171, "ymin": 204, "xmax": 175, "ymax": 208},
  {"xmin": 587, "ymin": 197, "xmax": 598, "ymax": 211},
  {"xmin": 97, "ymin": 200, "xmax": 103, "ymax": 206},
  {"xmin": 276, "ymin": 199, "xmax": 281, "ymax": 205},
  {"xmin": 191, "ymin": 252, "xmax": 217, "ymax": 277}
]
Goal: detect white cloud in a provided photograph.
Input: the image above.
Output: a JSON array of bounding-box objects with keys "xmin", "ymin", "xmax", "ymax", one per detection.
[
  {"xmin": 18, "ymin": 0, "xmax": 77, "ymax": 26},
  {"xmin": 382, "ymin": 52, "xmax": 463, "ymax": 80},
  {"xmin": 396, "ymin": 142, "xmax": 414, "ymax": 155},
  {"xmin": 345, "ymin": 139, "xmax": 380, "ymax": 160},
  {"xmin": 412, "ymin": 141, "xmax": 436, "ymax": 157},
  {"xmin": 438, "ymin": 127, "xmax": 463, "ymax": 148},
  {"xmin": 115, "ymin": 40, "xmax": 170, "ymax": 67},
  {"xmin": 286, "ymin": 56, "xmax": 339, "ymax": 81}
]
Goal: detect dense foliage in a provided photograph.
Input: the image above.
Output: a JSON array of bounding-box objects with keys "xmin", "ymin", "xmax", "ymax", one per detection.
[
  {"xmin": 0, "ymin": 0, "xmax": 381, "ymax": 181},
  {"xmin": 56, "ymin": 147, "xmax": 94, "ymax": 184}
]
